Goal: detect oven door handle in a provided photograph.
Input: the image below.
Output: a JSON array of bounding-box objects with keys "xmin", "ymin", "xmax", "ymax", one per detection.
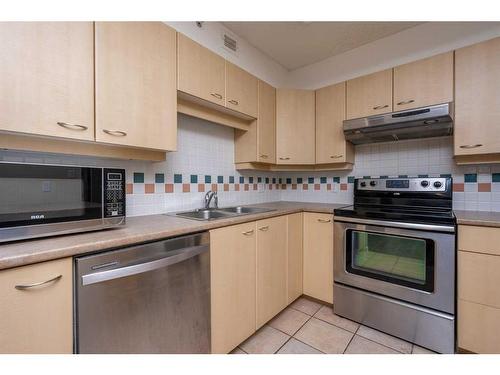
[{"xmin": 334, "ymin": 216, "xmax": 455, "ymax": 233}]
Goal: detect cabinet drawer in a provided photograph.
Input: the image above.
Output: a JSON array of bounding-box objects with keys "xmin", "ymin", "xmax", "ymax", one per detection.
[
  {"xmin": 0, "ymin": 258, "xmax": 73, "ymax": 353},
  {"xmin": 458, "ymin": 225, "xmax": 500, "ymax": 255},
  {"xmin": 458, "ymin": 299, "xmax": 500, "ymax": 353},
  {"xmin": 458, "ymin": 250, "xmax": 500, "ymax": 308}
]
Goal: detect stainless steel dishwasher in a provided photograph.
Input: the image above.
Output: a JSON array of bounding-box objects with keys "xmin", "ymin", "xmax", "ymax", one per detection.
[{"xmin": 74, "ymin": 232, "xmax": 210, "ymax": 354}]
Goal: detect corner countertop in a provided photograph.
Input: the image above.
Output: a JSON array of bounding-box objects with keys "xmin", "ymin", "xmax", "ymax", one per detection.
[
  {"xmin": 454, "ymin": 210, "xmax": 500, "ymax": 228},
  {"xmin": 0, "ymin": 201, "xmax": 347, "ymax": 270}
]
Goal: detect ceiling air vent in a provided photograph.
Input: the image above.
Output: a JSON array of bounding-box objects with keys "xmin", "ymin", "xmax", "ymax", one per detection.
[{"xmin": 223, "ymin": 34, "xmax": 237, "ymax": 52}]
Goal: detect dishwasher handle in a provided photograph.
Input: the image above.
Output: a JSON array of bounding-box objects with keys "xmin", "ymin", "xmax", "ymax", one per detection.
[{"xmin": 81, "ymin": 244, "xmax": 209, "ymax": 286}]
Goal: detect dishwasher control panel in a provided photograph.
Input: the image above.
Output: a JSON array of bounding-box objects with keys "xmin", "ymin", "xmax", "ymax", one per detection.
[{"xmin": 103, "ymin": 168, "xmax": 125, "ymax": 218}]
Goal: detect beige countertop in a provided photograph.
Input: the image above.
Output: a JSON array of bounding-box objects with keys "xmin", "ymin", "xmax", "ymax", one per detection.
[
  {"xmin": 0, "ymin": 201, "xmax": 346, "ymax": 270},
  {"xmin": 455, "ymin": 210, "xmax": 500, "ymax": 228}
]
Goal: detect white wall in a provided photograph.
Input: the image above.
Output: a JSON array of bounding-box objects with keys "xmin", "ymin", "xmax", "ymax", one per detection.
[
  {"xmin": 166, "ymin": 21, "xmax": 289, "ymax": 88},
  {"xmin": 287, "ymin": 22, "xmax": 500, "ymax": 89}
]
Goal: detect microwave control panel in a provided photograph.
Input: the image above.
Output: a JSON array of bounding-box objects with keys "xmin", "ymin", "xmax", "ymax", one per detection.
[{"xmin": 104, "ymin": 168, "xmax": 126, "ymax": 218}]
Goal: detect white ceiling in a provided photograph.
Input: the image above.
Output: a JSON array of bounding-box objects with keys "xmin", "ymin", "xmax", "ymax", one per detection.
[{"xmin": 222, "ymin": 22, "xmax": 423, "ymax": 71}]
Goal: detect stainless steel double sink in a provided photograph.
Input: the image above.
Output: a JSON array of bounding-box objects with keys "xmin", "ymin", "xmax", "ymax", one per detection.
[{"xmin": 171, "ymin": 206, "xmax": 276, "ymax": 221}]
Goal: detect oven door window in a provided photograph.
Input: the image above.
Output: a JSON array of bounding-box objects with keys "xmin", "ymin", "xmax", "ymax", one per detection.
[
  {"xmin": 346, "ymin": 230, "xmax": 434, "ymax": 292},
  {"xmin": 0, "ymin": 163, "xmax": 102, "ymax": 228}
]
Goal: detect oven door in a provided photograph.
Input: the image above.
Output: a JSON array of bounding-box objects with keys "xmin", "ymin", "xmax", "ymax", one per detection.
[
  {"xmin": 334, "ymin": 218, "xmax": 455, "ymax": 314},
  {"xmin": 0, "ymin": 162, "xmax": 104, "ymax": 242}
]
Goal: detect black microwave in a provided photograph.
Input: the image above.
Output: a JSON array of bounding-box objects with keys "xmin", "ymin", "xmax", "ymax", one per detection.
[{"xmin": 0, "ymin": 162, "xmax": 126, "ymax": 243}]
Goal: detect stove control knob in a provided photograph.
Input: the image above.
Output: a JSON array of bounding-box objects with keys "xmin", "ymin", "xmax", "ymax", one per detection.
[
  {"xmin": 360, "ymin": 181, "xmax": 367, "ymax": 187},
  {"xmin": 433, "ymin": 181, "xmax": 443, "ymax": 188},
  {"xmin": 421, "ymin": 180, "xmax": 429, "ymax": 187},
  {"xmin": 370, "ymin": 181, "xmax": 377, "ymax": 187}
]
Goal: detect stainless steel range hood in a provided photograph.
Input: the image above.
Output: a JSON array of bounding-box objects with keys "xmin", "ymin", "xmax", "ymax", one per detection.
[{"xmin": 343, "ymin": 102, "xmax": 453, "ymax": 145}]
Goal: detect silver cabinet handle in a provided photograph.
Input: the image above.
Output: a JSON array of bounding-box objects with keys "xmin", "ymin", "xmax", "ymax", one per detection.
[
  {"xmin": 260, "ymin": 154, "xmax": 268, "ymax": 158},
  {"xmin": 459, "ymin": 144, "xmax": 483, "ymax": 149},
  {"xmin": 279, "ymin": 157, "xmax": 290, "ymax": 160},
  {"xmin": 317, "ymin": 218, "xmax": 331, "ymax": 223},
  {"xmin": 228, "ymin": 99, "xmax": 239, "ymax": 105},
  {"xmin": 330, "ymin": 155, "xmax": 343, "ymax": 159},
  {"xmin": 103, "ymin": 129, "xmax": 127, "ymax": 137},
  {"xmin": 242, "ymin": 230, "xmax": 254, "ymax": 236},
  {"xmin": 373, "ymin": 104, "xmax": 389, "ymax": 110},
  {"xmin": 15, "ymin": 274, "xmax": 62, "ymax": 290},
  {"xmin": 397, "ymin": 99, "xmax": 415, "ymax": 106},
  {"xmin": 211, "ymin": 93, "xmax": 223, "ymax": 100},
  {"xmin": 258, "ymin": 226, "xmax": 269, "ymax": 231},
  {"xmin": 57, "ymin": 122, "xmax": 88, "ymax": 131}
]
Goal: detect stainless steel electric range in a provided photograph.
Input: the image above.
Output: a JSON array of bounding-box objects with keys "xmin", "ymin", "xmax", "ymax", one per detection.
[{"xmin": 333, "ymin": 177, "xmax": 456, "ymax": 353}]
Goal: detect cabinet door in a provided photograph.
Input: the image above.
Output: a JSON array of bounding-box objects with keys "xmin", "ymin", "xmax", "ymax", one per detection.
[
  {"xmin": 0, "ymin": 258, "xmax": 73, "ymax": 353},
  {"xmin": 455, "ymin": 37, "xmax": 500, "ymax": 156},
  {"xmin": 458, "ymin": 300, "xmax": 500, "ymax": 354},
  {"xmin": 393, "ymin": 51, "xmax": 453, "ymax": 111},
  {"xmin": 177, "ymin": 33, "xmax": 225, "ymax": 106},
  {"xmin": 346, "ymin": 69, "xmax": 392, "ymax": 119},
  {"xmin": 276, "ymin": 89, "xmax": 315, "ymax": 164},
  {"xmin": 210, "ymin": 222, "xmax": 256, "ymax": 354},
  {"xmin": 0, "ymin": 22, "xmax": 94, "ymax": 141},
  {"xmin": 256, "ymin": 216, "xmax": 287, "ymax": 328},
  {"xmin": 257, "ymin": 80, "xmax": 276, "ymax": 163},
  {"xmin": 303, "ymin": 213, "xmax": 334, "ymax": 304},
  {"xmin": 287, "ymin": 213, "xmax": 303, "ymax": 303},
  {"xmin": 95, "ymin": 22, "xmax": 177, "ymax": 151},
  {"xmin": 315, "ymin": 82, "xmax": 354, "ymax": 164},
  {"xmin": 226, "ymin": 61, "xmax": 258, "ymax": 117}
]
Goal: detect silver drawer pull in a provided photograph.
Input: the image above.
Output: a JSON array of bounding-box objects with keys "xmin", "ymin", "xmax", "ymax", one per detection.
[
  {"xmin": 279, "ymin": 157, "xmax": 290, "ymax": 160},
  {"xmin": 228, "ymin": 99, "xmax": 239, "ymax": 105},
  {"xmin": 15, "ymin": 274, "xmax": 62, "ymax": 290},
  {"xmin": 330, "ymin": 155, "xmax": 343, "ymax": 159},
  {"xmin": 242, "ymin": 230, "xmax": 254, "ymax": 236},
  {"xmin": 373, "ymin": 104, "xmax": 389, "ymax": 110},
  {"xmin": 57, "ymin": 122, "xmax": 88, "ymax": 131},
  {"xmin": 103, "ymin": 129, "xmax": 127, "ymax": 137},
  {"xmin": 396, "ymin": 99, "xmax": 415, "ymax": 106},
  {"xmin": 260, "ymin": 154, "xmax": 268, "ymax": 158},
  {"xmin": 459, "ymin": 144, "xmax": 483, "ymax": 149},
  {"xmin": 317, "ymin": 218, "xmax": 331, "ymax": 223},
  {"xmin": 258, "ymin": 226, "xmax": 269, "ymax": 231},
  {"xmin": 211, "ymin": 93, "xmax": 223, "ymax": 100}
]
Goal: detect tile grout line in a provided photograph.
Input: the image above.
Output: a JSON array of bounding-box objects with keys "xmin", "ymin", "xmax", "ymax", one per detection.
[
  {"xmin": 273, "ymin": 306, "xmax": 317, "ymax": 354},
  {"xmin": 354, "ymin": 332, "xmax": 410, "ymax": 354}
]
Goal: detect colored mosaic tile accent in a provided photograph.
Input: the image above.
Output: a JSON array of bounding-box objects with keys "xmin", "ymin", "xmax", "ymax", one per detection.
[
  {"xmin": 272, "ymin": 178, "xmax": 276, "ymax": 184},
  {"xmin": 182, "ymin": 184, "xmax": 190, "ymax": 193},
  {"xmin": 380, "ymin": 175, "xmax": 388, "ymax": 179},
  {"xmin": 440, "ymin": 174, "xmax": 452, "ymax": 178},
  {"xmin": 333, "ymin": 177, "xmax": 340, "ymax": 183},
  {"xmin": 258, "ymin": 177, "xmax": 262, "ymax": 183},
  {"xmin": 249, "ymin": 177, "xmax": 254, "ymax": 183},
  {"xmin": 292, "ymin": 184, "xmax": 297, "ymax": 190},
  {"xmin": 155, "ymin": 173, "xmax": 165, "ymax": 183},
  {"xmin": 265, "ymin": 177, "xmax": 270, "ymax": 184},
  {"xmin": 308, "ymin": 177, "xmax": 314, "ymax": 184},
  {"xmin": 133, "ymin": 172, "xmax": 144, "ymax": 183},
  {"xmin": 398, "ymin": 175, "xmax": 408, "ymax": 178},
  {"xmin": 235, "ymin": 184, "xmax": 240, "ymax": 191},
  {"xmin": 320, "ymin": 177, "xmax": 327, "ymax": 184},
  {"xmin": 314, "ymin": 184, "xmax": 320, "ymax": 190},
  {"xmin": 205, "ymin": 175, "xmax": 211, "ymax": 183},
  {"xmin": 453, "ymin": 183, "xmax": 464, "ymax": 192},
  {"xmin": 348, "ymin": 176, "xmax": 355, "ymax": 183},
  {"xmin": 211, "ymin": 184, "xmax": 218, "ymax": 192},
  {"xmin": 126, "ymin": 183, "xmax": 133, "ymax": 194},
  {"xmin": 418, "ymin": 174, "xmax": 428, "ymax": 178},
  {"xmin": 327, "ymin": 184, "xmax": 332, "ymax": 191},
  {"xmin": 464, "ymin": 173, "xmax": 477, "ymax": 183},
  {"xmin": 478, "ymin": 183, "xmax": 491, "ymax": 192},
  {"xmin": 340, "ymin": 183, "xmax": 348, "ymax": 191},
  {"xmin": 174, "ymin": 174, "xmax": 182, "ymax": 183},
  {"xmin": 244, "ymin": 184, "xmax": 249, "ymax": 191},
  {"xmin": 165, "ymin": 184, "xmax": 174, "ymax": 193},
  {"xmin": 286, "ymin": 178, "xmax": 292, "ymax": 184},
  {"xmin": 279, "ymin": 178, "xmax": 282, "ymax": 184},
  {"xmin": 363, "ymin": 176, "xmax": 370, "ymax": 179},
  {"xmin": 240, "ymin": 176, "xmax": 245, "ymax": 183},
  {"xmin": 224, "ymin": 184, "xmax": 229, "ymax": 192},
  {"xmin": 297, "ymin": 177, "xmax": 303, "ymax": 184},
  {"xmin": 145, "ymin": 184, "xmax": 154, "ymax": 194},
  {"xmin": 229, "ymin": 176, "xmax": 235, "ymax": 184},
  {"xmin": 492, "ymin": 173, "xmax": 500, "ymax": 183},
  {"xmin": 217, "ymin": 176, "xmax": 224, "ymax": 183},
  {"xmin": 190, "ymin": 175, "xmax": 198, "ymax": 184},
  {"xmin": 303, "ymin": 184, "xmax": 308, "ymax": 190},
  {"xmin": 198, "ymin": 184, "xmax": 205, "ymax": 193}
]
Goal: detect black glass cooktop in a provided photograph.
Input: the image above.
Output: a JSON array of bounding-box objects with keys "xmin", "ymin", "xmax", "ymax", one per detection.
[{"xmin": 334, "ymin": 204, "xmax": 456, "ymax": 226}]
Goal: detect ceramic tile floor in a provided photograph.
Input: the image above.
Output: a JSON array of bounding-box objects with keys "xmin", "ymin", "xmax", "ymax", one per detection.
[{"xmin": 232, "ymin": 297, "xmax": 436, "ymax": 355}]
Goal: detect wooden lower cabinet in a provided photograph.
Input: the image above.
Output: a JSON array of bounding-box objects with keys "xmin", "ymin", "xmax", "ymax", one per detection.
[
  {"xmin": 256, "ymin": 216, "xmax": 287, "ymax": 328},
  {"xmin": 210, "ymin": 222, "xmax": 257, "ymax": 354},
  {"xmin": 0, "ymin": 258, "xmax": 73, "ymax": 353},
  {"xmin": 303, "ymin": 212, "xmax": 334, "ymax": 304},
  {"xmin": 458, "ymin": 300, "xmax": 500, "ymax": 354},
  {"xmin": 287, "ymin": 213, "xmax": 303, "ymax": 303}
]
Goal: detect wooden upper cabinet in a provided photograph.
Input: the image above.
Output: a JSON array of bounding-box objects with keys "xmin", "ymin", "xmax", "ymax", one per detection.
[
  {"xmin": 256, "ymin": 216, "xmax": 287, "ymax": 328},
  {"xmin": 225, "ymin": 62, "xmax": 258, "ymax": 117},
  {"xmin": 257, "ymin": 80, "xmax": 276, "ymax": 163},
  {"xmin": 177, "ymin": 33, "xmax": 225, "ymax": 106},
  {"xmin": 210, "ymin": 222, "xmax": 256, "ymax": 354},
  {"xmin": 455, "ymin": 37, "xmax": 500, "ymax": 157},
  {"xmin": 95, "ymin": 22, "xmax": 177, "ymax": 151},
  {"xmin": 346, "ymin": 69, "xmax": 392, "ymax": 119},
  {"xmin": 0, "ymin": 22, "xmax": 94, "ymax": 141},
  {"xmin": 276, "ymin": 89, "xmax": 315, "ymax": 164},
  {"xmin": 393, "ymin": 51, "xmax": 453, "ymax": 111},
  {"xmin": 315, "ymin": 82, "xmax": 354, "ymax": 165},
  {"xmin": 0, "ymin": 258, "xmax": 73, "ymax": 353}
]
